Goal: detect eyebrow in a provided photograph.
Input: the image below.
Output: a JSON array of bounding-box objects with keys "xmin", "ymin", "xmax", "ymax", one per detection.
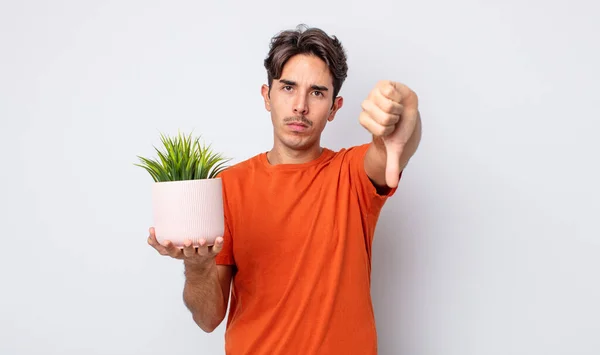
[{"xmin": 279, "ymin": 79, "xmax": 329, "ymax": 92}]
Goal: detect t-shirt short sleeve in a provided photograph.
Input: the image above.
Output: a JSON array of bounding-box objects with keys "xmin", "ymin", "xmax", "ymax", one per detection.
[
  {"xmin": 346, "ymin": 143, "xmax": 401, "ymax": 214},
  {"xmin": 214, "ymin": 216, "xmax": 235, "ymax": 265}
]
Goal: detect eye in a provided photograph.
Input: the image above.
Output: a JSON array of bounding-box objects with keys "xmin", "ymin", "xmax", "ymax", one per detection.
[
  {"xmin": 312, "ymin": 91, "xmax": 323, "ymax": 97},
  {"xmin": 282, "ymin": 86, "xmax": 293, "ymax": 91}
]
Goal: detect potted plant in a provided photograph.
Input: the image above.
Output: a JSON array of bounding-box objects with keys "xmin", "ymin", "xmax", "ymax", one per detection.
[{"xmin": 135, "ymin": 132, "xmax": 231, "ymax": 247}]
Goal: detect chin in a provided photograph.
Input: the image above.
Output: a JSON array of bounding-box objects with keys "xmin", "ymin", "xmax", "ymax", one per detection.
[{"xmin": 278, "ymin": 134, "xmax": 314, "ymax": 151}]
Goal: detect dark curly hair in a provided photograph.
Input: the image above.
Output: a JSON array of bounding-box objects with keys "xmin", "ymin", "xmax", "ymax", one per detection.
[{"xmin": 264, "ymin": 24, "xmax": 348, "ymax": 102}]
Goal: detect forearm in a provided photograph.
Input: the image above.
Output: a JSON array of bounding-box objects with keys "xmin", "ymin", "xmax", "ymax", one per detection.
[{"xmin": 182, "ymin": 261, "xmax": 228, "ymax": 332}]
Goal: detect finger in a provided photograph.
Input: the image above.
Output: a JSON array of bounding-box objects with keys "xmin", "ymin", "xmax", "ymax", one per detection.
[
  {"xmin": 162, "ymin": 240, "xmax": 183, "ymax": 259},
  {"xmin": 148, "ymin": 233, "xmax": 158, "ymax": 247},
  {"xmin": 148, "ymin": 234, "xmax": 161, "ymax": 249},
  {"xmin": 148, "ymin": 231, "xmax": 169, "ymax": 255},
  {"xmin": 148, "ymin": 227, "xmax": 158, "ymax": 243},
  {"xmin": 378, "ymin": 80, "xmax": 402, "ymax": 103},
  {"xmin": 182, "ymin": 239, "xmax": 196, "ymax": 258},
  {"xmin": 390, "ymin": 82, "xmax": 419, "ymax": 110},
  {"xmin": 196, "ymin": 239, "xmax": 209, "ymax": 257},
  {"xmin": 359, "ymin": 111, "xmax": 395, "ymax": 137},
  {"xmin": 361, "ymin": 99, "xmax": 400, "ymax": 127},
  {"xmin": 374, "ymin": 89, "xmax": 404, "ymax": 115},
  {"xmin": 385, "ymin": 146, "xmax": 403, "ymax": 188},
  {"xmin": 383, "ymin": 109, "xmax": 419, "ymax": 188},
  {"xmin": 210, "ymin": 237, "xmax": 224, "ymax": 255},
  {"xmin": 395, "ymin": 108, "xmax": 420, "ymax": 146}
]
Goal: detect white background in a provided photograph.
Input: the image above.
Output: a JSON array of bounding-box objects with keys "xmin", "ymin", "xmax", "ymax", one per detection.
[{"xmin": 1, "ymin": 0, "xmax": 599, "ymax": 354}]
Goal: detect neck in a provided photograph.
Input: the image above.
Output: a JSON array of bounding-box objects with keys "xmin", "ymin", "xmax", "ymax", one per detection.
[{"xmin": 266, "ymin": 141, "xmax": 323, "ymax": 165}]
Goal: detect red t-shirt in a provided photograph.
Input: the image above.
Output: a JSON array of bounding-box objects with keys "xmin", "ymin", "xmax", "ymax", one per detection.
[{"xmin": 215, "ymin": 143, "xmax": 398, "ymax": 354}]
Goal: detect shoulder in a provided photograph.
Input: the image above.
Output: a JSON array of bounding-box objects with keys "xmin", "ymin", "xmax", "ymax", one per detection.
[
  {"xmin": 328, "ymin": 143, "xmax": 371, "ymax": 164},
  {"xmin": 338, "ymin": 143, "xmax": 370, "ymax": 155},
  {"xmin": 217, "ymin": 153, "xmax": 263, "ymax": 180},
  {"xmin": 215, "ymin": 152, "xmax": 270, "ymax": 197}
]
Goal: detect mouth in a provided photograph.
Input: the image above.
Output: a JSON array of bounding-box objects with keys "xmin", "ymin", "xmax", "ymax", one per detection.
[
  {"xmin": 287, "ymin": 122, "xmax": 308, "ymax": 127},
  {"xmin": 286, "ymin": 122, "xmax": 309, "ymax": 132}
]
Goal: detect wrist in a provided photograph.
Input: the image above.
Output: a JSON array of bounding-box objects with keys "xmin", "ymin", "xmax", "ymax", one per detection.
[{"xmin": 184, "ymin": 259, "xmax": 215, "ymax": 280}]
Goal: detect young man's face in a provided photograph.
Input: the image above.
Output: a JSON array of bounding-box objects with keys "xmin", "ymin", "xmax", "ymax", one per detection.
[{"xmin": 261, "ymin": 54, "xmax": 343, "ymax": 152}]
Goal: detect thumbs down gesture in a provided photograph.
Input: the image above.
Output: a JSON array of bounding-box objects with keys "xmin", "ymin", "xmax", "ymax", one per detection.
[{"xmin": 359, "ymin": 80, "xmax": 421, "ymax": 188}]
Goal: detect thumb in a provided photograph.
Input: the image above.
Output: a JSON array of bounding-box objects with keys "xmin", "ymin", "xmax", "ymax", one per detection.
[{"xmin": 385, "ymin": 145, "xmax": 402, "ymax": 188}]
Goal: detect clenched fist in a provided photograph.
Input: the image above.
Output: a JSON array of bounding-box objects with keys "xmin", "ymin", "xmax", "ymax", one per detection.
[{"xmin": 359, "ymin": 80, "xmax": 420, "ymax": 188}]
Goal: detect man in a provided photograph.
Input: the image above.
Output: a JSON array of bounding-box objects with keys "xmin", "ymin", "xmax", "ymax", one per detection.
[{"xmin": 148, "ymin": 25, "xmax": 422, "ymax": 354}]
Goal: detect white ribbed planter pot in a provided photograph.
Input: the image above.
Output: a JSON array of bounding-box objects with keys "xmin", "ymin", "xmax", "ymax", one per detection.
[{"xmin": 152, "ymin": 178, "xmax": 224, "ymax": 247}]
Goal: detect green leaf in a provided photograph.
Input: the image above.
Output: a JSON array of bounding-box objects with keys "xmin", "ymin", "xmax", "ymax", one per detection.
[{"xmin": 134, "ymin": 131, "xmax": 231, "ymax": 182}]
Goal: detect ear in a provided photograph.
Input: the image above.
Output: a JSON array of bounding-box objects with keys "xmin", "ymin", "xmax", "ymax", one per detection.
[
  {"xmin": 261, "ymin": 84, "xmax": 271, "ymax": 112},
  {"xmin": 327, "ymin": 96, "xmax": 344, "ymax": 122}
]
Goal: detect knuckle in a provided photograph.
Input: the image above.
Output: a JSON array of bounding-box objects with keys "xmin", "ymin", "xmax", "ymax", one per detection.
[
  {"xmin": 166, "ymin": 247, "xmax": 178, "ymax": 256},
  {"xmin": 361, "ymin": 99, "xmax": 370, "ymax": 111},
  {"xmin": 381, "ymin": 100, "xmax": 394, "ymax": 113},
  {"xmin": 384, "ymin": 114, "xmax": 396, "ymax": 125},
  {"xmin": 358, "ymin": 113, "xmax": 369, "ymax": 126},
  {"xmin": 381, "ymin": 85, "xmax": 394, "ymax": 98}
]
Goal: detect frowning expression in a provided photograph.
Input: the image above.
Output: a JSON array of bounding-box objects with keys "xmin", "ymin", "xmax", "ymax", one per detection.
[{"xmin": 262, "ymin": 54, "xmax": 343, "ymax": 151}]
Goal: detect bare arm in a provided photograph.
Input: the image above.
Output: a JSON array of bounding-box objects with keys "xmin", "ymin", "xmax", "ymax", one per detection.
[
  {"xmin": 183, "ymin": 262, "xmax": 232, "ymax": 332},
  {"xmin": 148, "ymin": 228, "xmax": 233, "ymax": 333},
  {"xmin": 360, "ymin": 80, "xmax": 422, "ymax": 189}
]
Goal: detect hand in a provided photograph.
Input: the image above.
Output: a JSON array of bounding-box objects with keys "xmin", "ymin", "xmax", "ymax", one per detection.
[
  {"xmin": 359, "ymin": 80, "xmax": 419, "ymax": 188},
  {"xmin": 147, "ymin": 227, "xmax": 224, "ymax": 267}
]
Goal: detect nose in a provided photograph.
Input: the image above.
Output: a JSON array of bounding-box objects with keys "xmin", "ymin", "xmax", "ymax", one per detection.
[{"xmin": 293, "ymin": 94, "xmax": 308, "ymax": 116}]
